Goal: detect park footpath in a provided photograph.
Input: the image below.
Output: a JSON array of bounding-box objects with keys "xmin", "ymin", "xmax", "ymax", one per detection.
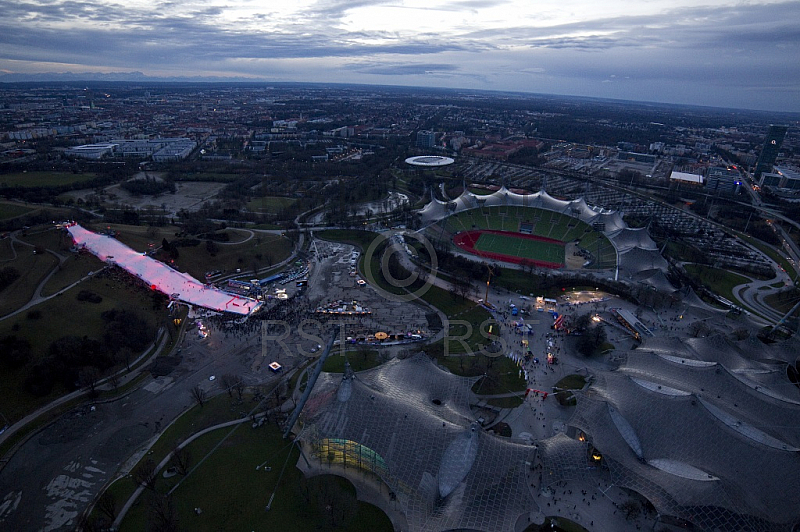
[
  {"xmin": 112, "ymin": 415, "xmax": 252, "ymax": 529},
  {"xmin": 0, "ymin": 327, "xmax": 169, "ymax": 468}
]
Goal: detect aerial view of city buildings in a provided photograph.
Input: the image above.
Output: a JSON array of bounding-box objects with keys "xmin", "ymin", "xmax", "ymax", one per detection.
[{"xmin": 1, "ymin": 1, "xmax": 800, "ymax": 532}]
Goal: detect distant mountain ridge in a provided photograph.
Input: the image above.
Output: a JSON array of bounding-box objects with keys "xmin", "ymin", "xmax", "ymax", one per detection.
[{"xmin": 0, "ymin": 71, "xmax": 265, "ymax": 83}]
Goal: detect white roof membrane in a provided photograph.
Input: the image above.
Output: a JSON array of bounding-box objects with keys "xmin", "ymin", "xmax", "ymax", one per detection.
[{"xmin": 66, "ymin": 224, "xmax": 261, "ymax": 315}]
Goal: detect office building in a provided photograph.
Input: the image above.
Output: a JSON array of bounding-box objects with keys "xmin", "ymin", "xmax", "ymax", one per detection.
[
  {"xmin": 416, "ymin": 130, "xmax": 437, "ymax": 149},
  {"xmin": 706, "ymin": 166, "xmax": 740, "ymax": 196},
  {"xmin": 753, "ymin": 125, "xmax": 788, "ymax": 180}
]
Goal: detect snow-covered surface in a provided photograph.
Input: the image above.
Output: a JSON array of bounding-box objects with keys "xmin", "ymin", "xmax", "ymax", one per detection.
[{"xmin": 66, "ymin": 224, "xmax": 261, "ymax": 315}]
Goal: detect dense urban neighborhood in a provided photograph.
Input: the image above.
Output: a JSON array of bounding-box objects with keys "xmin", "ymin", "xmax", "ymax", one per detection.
[{"xmin": 1, "ymin": 82, "xmax": 799, "ymax": 532}]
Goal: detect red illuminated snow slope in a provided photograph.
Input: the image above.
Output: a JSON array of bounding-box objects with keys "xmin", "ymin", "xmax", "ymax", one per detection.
[{"xmin": 66, "ymin": 224, "xmax": 261, "ymax": 315}]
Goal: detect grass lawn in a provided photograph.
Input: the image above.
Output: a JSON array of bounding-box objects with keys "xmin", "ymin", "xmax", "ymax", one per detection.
[
  {"xmin": 220, "ymin": 228, "xmax": 254, "ymax": 244},
  {"xmin": 0, "ymin": 202, "xmax": 36, "ymax": 220},
  {"xmin": 0, "ymin": 171, "xmax": 97, "ymax": 188},
  {"xmin": 94, "ymin": 223, "xmax": 181, "ymax": 252},
  {"xmin": 93, "ymin": 392, "xmax": 262, "ymax": 524},
  {"xmin": 0, "ymin": 275, "xmax": 162, "ymax": 423},
  {"xmin": 247, "ymin": 196, "xmax": 297, "ymax": 214},
  {"xmin": 0, "ymin": 238, "xmax": 14, "ymax": 260},
  {"xmin": 0, "ymin": 247, "xmax": 58, "ymax": 316},
  {"xmin": 322, "ymin": 350, "xmax": 382, "ymax": 373},
  {"xmin": 0, "ymin": 227, "xmax": 87, "ymax": 315},
  {"xmin": 684, "ymin": 264, "xmax": 750, "ymax": 303},
  {"xmin": 250, "ymin": 223, "xmax": 284, "ymax": 230},
  {"xmin": 553, "ymin": 374, "xmax": 587, "ymax": 406},
  {"xmin": 485, "ymin": 395, "xmax": 524, "ymax": 408},
  {"xmin": 169, "ymin": 232, "xmax": 292, "ymax": 280},
  {"xmin": 117, "ymin": 423, "xmax": 392, "ymax": 532},
  {"xmin": 100, "ymin": 223, "xmax": 293, "ymax": 280},
  {"xmin": 764, "ymin": 289, "xmax": 800, "ymax": 315},
  {"xmin": 739, "ymin": 233, "xmax": 796, "ymax": 277},
  {"xmin": 439, "ymin": 306, "xmax": 496, "ymax": 354},
  {"xmin": 468, "ymin": 357, "xmax": 528, "ymax": 395},
  {"xmin": 316, "ymin": 229, "xmax": 377, "ymax": 251},
  {"xmin": 40, "ymin": 253, "xmax": 105, "ymax": 296}
]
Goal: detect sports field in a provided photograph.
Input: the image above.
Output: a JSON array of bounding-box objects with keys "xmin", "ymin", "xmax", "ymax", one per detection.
[{"xmin": 454, "ymin": 230, "xmax": 565, "ymax": 268}]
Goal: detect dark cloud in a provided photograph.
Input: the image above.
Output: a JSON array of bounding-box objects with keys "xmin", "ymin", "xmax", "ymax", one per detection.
[
  {"xmin": 347, "ymin": 62, "xmax": 460, "ymax": 75},
  {"xmin": 0, "ymin": 0, "xmax": 797, "ymax": 111}
]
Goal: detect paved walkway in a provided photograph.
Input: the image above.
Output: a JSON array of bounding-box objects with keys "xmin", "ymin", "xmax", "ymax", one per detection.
[{"xmin": 0, "ymin": 328, "xmax": 168, "ymax": 452}]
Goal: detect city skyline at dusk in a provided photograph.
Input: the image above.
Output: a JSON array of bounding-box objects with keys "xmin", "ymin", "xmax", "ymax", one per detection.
[{"xmin": 2, "ymin": 0, "xmax": 799, "ymax": 112}]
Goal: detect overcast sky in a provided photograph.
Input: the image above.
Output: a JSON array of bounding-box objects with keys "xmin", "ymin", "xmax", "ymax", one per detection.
[{"xmin": 2, "ymin": 0, "xmax": 798, "ymax": 112}]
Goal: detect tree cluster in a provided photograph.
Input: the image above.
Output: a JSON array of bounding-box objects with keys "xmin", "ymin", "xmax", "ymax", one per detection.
[
  {"xmin": 0, "ymin": 266, "xmax": 20, "ymax": 291},
  {"xmin": 22, "ymin": 307, "xmax": 153, "ymax": 397},
  {"xmin": 120, "ymin": 177, "xmax": 176, "ymax": 196}
]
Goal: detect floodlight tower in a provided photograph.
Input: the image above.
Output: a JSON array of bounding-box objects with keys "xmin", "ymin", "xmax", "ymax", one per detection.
[{"xmin": 484, "ymin": 264, "xmax": 493, "ymax": 303}]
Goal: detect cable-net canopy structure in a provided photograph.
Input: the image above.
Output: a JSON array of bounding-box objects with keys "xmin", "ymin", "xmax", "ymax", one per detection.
[
  {"xmin": 298, "ymin": 355, "xmax": 535, "ymax": 532},
  {"xmin": 544, "ymin": 338, "xmax": 800, "ymax": 531},
  {"xmin": 418, "ymin": 187, "xmax": 666, "ymax": 277}
]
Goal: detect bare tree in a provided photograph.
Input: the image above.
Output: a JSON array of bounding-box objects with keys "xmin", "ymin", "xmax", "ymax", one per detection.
[
  {"xmin": 357, "ymin": 342, "xmax": 371, "ymax": 363},
  {"xmin": 79, "ymin": 367, "xmax": 101, "ymax": 399},
  {"xmin": 108, "ymin": 371, "xmax": 120, "ymax": 392},
  {"xmin": 190, "ymin": 385, "xmax": 206, "ymax": 408},
  {"xmin": 119, "ymin": 346, "xmax": 134, "ymax": 371},
  {"xmin": 689, "ymin": 321, "xmax": 710, "ymax": 338},
  {"xmin": 452, "ymin": 271, "xmax": 471, "ymax": 300},
  {"xmin": 95, "ymin": 490, "xmax": 117, "ymax": 522},
  {"xmin": 132, "ymin": 458, "xmax": 158, "ymax": 491},
  {"xmin": 232, "ymin": 376, "xmax": 245, "ymax": 401},
  {"xmin": 220, "ymin": 374, "xmax": 235, "ymax": 397},
  {"xmin": 148, "ymin": 494, "xmax": 179, "ymax": 532},
  {"xmin": 170, "ymin": 443, "xmax": 191, "ymax": 476}
]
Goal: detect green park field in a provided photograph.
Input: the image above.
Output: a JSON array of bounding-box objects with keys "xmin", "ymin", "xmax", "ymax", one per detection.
[{"xmin": 0, "ymin": 171, "xmax": 97, "ymax": 188}]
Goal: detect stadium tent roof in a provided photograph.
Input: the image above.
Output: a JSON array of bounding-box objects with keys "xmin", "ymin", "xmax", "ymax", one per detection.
[
  {"xmin": 537, "ymin": 432, "xmax": 595, "ymax": 484},
  {"xmin": 418, "ymin": 187, "xmax": 611, "ymax": 229},
  {"xmin": 594, "ymin": 211, "xmax": 626, "ymax": 235},
  {"xmin": 299, "ymin": 355, "xmax": 533, "ymax": 532},
  {"xmin": 452, "ymin": 189, "xmax": 480, "ymax": 212},
  {"xmin": 418, "ymin": 196, "xmax": 452, "ymax": 224},
  {"xmin": 613, "ymin": 227, "xmax": 658, "ymax": 252},
  {"xmin": 480, "ymin": 185, "xmax": 511, "ymax": 207},
  {"xmin": 618, "ymin": 247, "xmax": 669, "ymax": 278},
  {"xmin": 66, "ymin": 224, "xmax": 261, "ymax": 315},
  {"xmin": 630, "ymin": 269, "xmax": 676, "ymax": 292},
  {"xmin": 566, "ymin": 197, "xmax": 602, "ymax": 223},
  {"xmin": 537, "ymin": 190, "xmax": 571, "ymax": 212}
]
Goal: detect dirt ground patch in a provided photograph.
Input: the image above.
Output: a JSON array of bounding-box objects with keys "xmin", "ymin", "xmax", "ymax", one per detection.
[{"xmin": 64, "ymin": 181, "xmax": 227, "ymax": 215}]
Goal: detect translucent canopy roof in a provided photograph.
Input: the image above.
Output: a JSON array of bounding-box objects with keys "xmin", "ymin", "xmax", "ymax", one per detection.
[{"xmin": 300, "ymin": 355, "xmax": 534, "ymax": 532}]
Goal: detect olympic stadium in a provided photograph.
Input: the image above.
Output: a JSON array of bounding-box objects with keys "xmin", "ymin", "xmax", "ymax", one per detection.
[
  {"xmin": 418, "ymin": 186, "xmax": 668, "ymax": 282},
  {"xmin": 405, "ymin": 155, "xmax": 456, "ymax": 167},
  {"xmin": 288, "ymin": 185, "xmax": 800, "ymax": 532}
]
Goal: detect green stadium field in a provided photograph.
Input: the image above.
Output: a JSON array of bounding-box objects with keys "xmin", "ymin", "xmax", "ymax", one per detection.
[
  {"xmin": 441, "ymin": 205, "xmax": 617, "ymax": 269},
  {"xmin": 474, "ymin": 231, "xmax": 565, "ymax": 265}
]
